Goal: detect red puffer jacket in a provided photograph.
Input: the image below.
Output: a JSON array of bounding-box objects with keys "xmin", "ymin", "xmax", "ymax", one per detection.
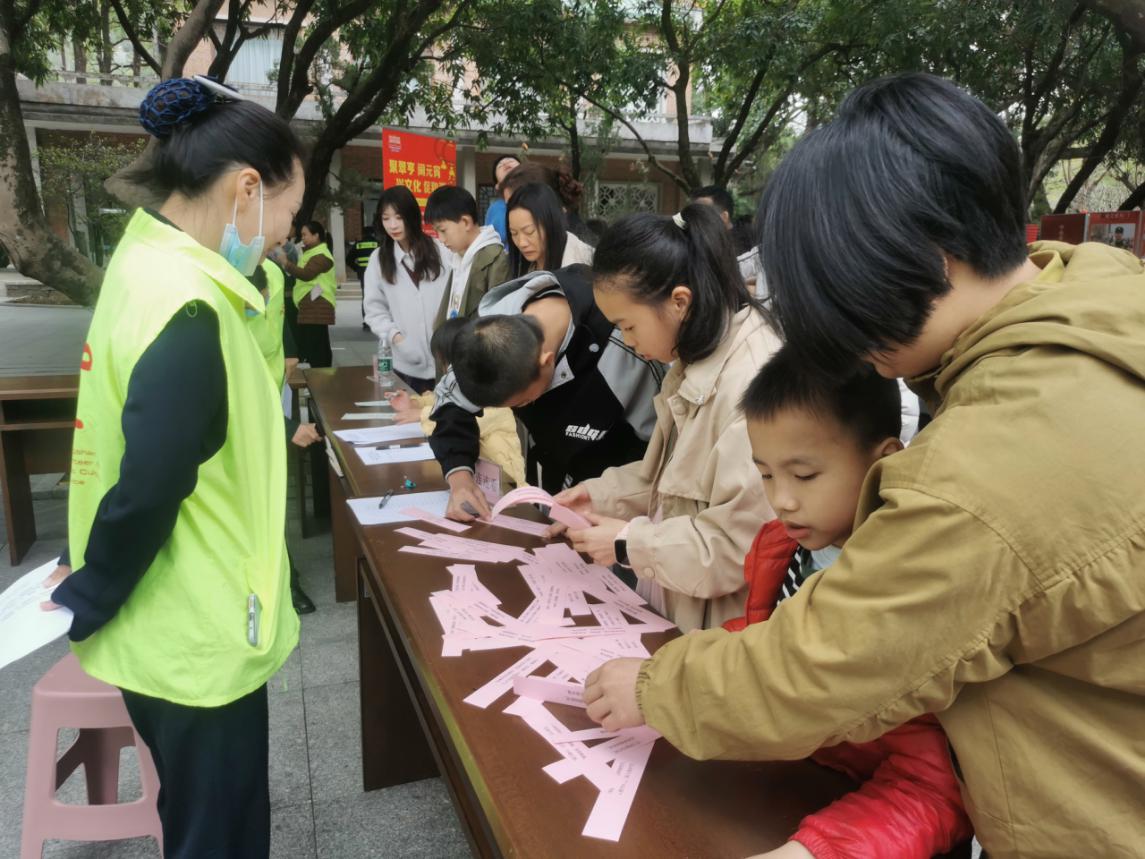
[{"xmin": 724, "ymin": 521, "xmax": 973, "ymax": 859}]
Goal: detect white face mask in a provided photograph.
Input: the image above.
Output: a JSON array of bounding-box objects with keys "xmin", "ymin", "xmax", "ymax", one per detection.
[{"xmin": 218, "ymin": 182, "xmax": 265, "ymax": 276}]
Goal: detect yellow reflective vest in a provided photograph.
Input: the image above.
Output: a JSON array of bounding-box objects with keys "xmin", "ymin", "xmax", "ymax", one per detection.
[
  {"xmin": 68, "ymin": 209, "xmax": 298, "ymax": 707},
  {"xmin": 292, "ymin": 243, "xmax": 337, "ymax": 308}
]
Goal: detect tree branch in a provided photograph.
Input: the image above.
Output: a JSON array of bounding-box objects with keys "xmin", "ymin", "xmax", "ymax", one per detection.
[
  {"xmin": 568, "ymin": 86, "xmax": 688, "ymax": 191},
  {"xmin": 12, "ymin": 0, "xmax": 46, "ymax": 40},
  {"xmin": 279, "ymin": 0, "xmax": 374, "ymax": 117},
  {"xmin": 162, "ymin": 0, "xmax": 226, "ymax": 79},
  {"xmin": 1053, "ymin": 39, "xmax": 1144, "ymax": 212},
  {"xmin": 108, "ymin": 0, "xmax": 161, "ymax": 75},
  {"xmin": 1091, "ymin": 0, "xmax": 1145, "ymax": 52}
]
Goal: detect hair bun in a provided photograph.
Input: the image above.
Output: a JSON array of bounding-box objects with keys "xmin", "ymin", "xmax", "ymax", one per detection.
[
  {"xmin": 556, "ymin": 169, "xmax": 584, "ymax": 207},
  {"xmin": 139, "ymin": 78, "xmax": 216, "ymax": 139}
]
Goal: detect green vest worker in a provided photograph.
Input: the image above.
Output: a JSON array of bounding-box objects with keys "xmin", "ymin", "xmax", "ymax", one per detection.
[
  {"xmin": 277, "ymin": 220, "xmax": 335, "ymax": 366},
  {"xmin": 248, "ymin": 256, "xmax": 319, "ymax": 615},
  {"xmin": 44, "ymin": 76, "xmax": 306, "ymax": 859}
]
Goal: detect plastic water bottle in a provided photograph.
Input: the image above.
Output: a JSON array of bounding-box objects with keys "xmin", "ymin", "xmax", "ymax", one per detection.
[{"xmin": 375, "ymin": 333, "xmax": 396, "ymax": 390}]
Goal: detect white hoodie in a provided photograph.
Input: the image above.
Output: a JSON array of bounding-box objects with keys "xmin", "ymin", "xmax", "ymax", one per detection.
[
  {"xmin": 443, "ymin": 225, "xmax": 503, "ymax": 320},
  {"xmin": 363, "ymin": 240, "xmax": 451, "ymax": 380}
]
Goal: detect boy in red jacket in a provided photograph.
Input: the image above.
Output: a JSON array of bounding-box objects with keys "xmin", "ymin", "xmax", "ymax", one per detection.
[{"xmin": 729, "ymin": 346, "xmax": 971, "ymax": 859}]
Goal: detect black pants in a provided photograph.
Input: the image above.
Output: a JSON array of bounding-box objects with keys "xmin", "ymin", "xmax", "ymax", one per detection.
[
  {"xmin": 395, "ymin": 369, "xmax": 434, "ymax": 394},
  {"xmin": 296, "ymin": 323, "xmax": 332, "ymax": 368},
  {"xmin": 121, "ymin": 684, "xmax": 270, "ymax": 859}
]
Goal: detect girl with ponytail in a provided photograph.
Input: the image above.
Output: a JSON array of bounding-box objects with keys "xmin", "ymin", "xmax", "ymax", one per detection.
[{"xmin": 550, "ymin": 202, "xmax": 781, "ymax": 631}]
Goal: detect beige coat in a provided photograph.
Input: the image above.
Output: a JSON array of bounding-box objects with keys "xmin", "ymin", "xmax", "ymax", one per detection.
[
  {"xmin": 636, "ymin": 242, "xmax": 1145, "ymax": 858},
  {"xmin": 583, "ymin": 307, "xmax": 779, "ymax": 631}
]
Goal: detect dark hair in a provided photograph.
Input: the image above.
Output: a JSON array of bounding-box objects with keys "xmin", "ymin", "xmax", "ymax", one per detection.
[
  {"xmin": 506, "ymin": 184, "xmax": 568, "ymax": 277},
  {"xmin": 131, "ymin": 78, "xmax": 304, "ymax": 199},
  {"xmin": 492, "ymin": 154, "xmax": 521, "ymax": 185},
  {"xmin": 691, "ymin": 185, "xmax": 734, "ymax": 218},
  {"xmin": 430, "ymin": 316, "xmax": 468, "ymax": 366},
  {"xmin": 501, "ymin": 162, "xmax": 584, "ymax": 211},
  {"xmin": 741, "ymin": 345, "xmax": 902, "ymax": 448},
  {"xmin": 301, "ymin": 220, "xmax": 327, "ymax": 246},
  {"xmin": 451, "ymin": 315, "xmax": 545, "ymax": 406},
  {"xmin": 593, "ymin": 202, "xmax": 755, "ymax": 364},
  {"xmin": 425, "ymin": 186, "xmax": 478, "ymax": 224},
  {"xmin": 759, "ymin": 72, "xmax": 1028, "ymax": 374},
  {"xmin": 375, "ymin": 185, "xmax": 443, "ymax": 283}
]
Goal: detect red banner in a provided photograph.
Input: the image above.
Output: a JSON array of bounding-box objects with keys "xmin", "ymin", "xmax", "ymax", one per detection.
[
  {"xmin": 1039, "ymin": 213, "xmax": 1088, "ymax": 245},
  {"xmin": 382, "ymin": 129, "xmax": 457, "ymax": 223}
]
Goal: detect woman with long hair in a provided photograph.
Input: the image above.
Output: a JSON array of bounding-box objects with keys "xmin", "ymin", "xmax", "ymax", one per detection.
[
  {"xmin": 363, "ymin": 185, "xmax": 451, "ymax": 392},
  {"xmin": 505, "ymin": 183, "xmax": 594, "ymax": 278}
]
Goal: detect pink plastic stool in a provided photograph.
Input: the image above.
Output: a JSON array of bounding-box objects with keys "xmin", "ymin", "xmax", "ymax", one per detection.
[{"xmin": 20, "ymin": 653, "xmax": 164, "ymax": 858}]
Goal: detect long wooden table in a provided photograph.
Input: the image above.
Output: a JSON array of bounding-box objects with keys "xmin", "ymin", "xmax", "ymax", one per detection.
[
  {"xmin": 304, "ymin": 366, "xmax": 447, "ymax": 601},
  {"xmin": 0, "ymin": 374, "xmax": 78, "ymax": 564},
  {"xmin": 307, "ymin": 365, "xmax": 888, "ymax": 857}
]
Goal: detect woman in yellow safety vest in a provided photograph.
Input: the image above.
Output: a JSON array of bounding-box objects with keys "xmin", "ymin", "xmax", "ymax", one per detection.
[
  {"xmin": 277, "ymin": 219, "xmax": 336, "ymax": 367},
  {"xmin": 42, "ymin": 75, "xmax": 305, "ymax": 858}
]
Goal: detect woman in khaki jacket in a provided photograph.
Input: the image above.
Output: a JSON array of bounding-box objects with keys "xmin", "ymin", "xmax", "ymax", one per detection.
[{"xmin": 553, "ymin": 203, "xmax": 780, "ymax": 631}]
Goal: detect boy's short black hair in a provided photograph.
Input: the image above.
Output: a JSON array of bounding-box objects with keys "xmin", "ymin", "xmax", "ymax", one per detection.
[
  {"xmin": 741, "ymin": 345, "xmax": 901, "ymax": 448},
  {"xmin": 759, "ymin": 73, "xmax": 1028, "ymax": 374},
  {"xmin": 451, "ymin": 315, "xmax": 544, "ymax": 407},
  {"xmin": 691, "ymin": 185, "xmax": 734, "ymax": 218},
  {"xmin": 430, "ymin": 316, "xmax": 469, "ymax": 367},
  {"xmin": 425, "ymin": 185, "xmax": 478, "ymax": 224}
]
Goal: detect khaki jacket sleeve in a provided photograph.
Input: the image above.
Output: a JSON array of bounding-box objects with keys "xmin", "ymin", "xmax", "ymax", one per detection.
[
  {"xmin": 623, "ymin": 417, "xmax": 767, "ymax": 599},
  {"xmin": 636, "ymin": 488, "xmax": 1027, "ymax": 760},
  {"xmin": 582, "ymin": 452, "xmax": 656, "ymax": 521}
]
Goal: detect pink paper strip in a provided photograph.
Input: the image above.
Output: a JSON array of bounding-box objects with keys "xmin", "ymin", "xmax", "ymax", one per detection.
[
  {"xmin": 512, "ymin": 675, "xmax": 586, "ymax": 709},
  {"xmin": 463, "ymin": 649, "xmax": 551, "ymax": 709},
  {"xmin": 490, "ymin": 486, "xmax": 592, "ymax": 530},
  {"xmin": 581, "ymin": 739, "xmax": 656, "ymax": 842},
  {"xmin": 401, "ymin": 507, "xmax": 471, "ymax": 533},
  {"xmin": 484, "ymin": 514, "xmax": 551, "ymax": 537}
]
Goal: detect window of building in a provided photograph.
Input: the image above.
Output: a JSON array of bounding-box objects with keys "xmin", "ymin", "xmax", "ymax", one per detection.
[
  {"xmin": 477, "ymin": 184, "xmax": 498, "ymax": 223},
  {"xmin": 591, "ymin": 181, "xmax": 660, "ymax": 219},
  {"xmin": 228, "ymin": 31, "xmax": 285, "ymax": 88}
]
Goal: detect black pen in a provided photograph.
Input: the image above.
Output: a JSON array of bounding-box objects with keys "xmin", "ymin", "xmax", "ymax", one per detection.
[{"xmin": 378, "ymin": 489, "xmax": 394, "ymax": 509}]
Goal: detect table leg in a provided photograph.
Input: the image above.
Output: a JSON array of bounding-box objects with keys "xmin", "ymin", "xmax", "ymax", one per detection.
[
  {"xmin": 0, "ymin": 431, "xmax": 36, "ymax": 565},
  {"xmin": 358, "ymin": 562, "xmax": 438, "ymax": 790},
  {"xmin": 329, "ymin": 463, "xmax": 358, "ymax": 603}
]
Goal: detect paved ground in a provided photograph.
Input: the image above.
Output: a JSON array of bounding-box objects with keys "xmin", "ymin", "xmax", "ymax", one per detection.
[{"xmin": 0, "ymin": 296, "xmax": 471, "ymax": 858}]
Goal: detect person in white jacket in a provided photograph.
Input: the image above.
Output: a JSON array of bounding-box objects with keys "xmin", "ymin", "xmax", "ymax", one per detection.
[
  {"xmin": 505, "ymin": 183, "xmax": 594, "ymax": 279},
  {"xmin": 364, "ymin": 185, "xmax": 451, "ymax": 392}
]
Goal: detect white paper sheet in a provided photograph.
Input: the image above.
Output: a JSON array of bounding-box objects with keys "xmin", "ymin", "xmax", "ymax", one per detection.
[
  {"xmin": 341, "ymin": 412, "xmax": 396, "ymax": 421},
  {"xmin": 333, "ymin": 424, "xmax": 427, "ymax": 445},
  {"xmin": 0, "ymin": 558, "xmax": 73, "ymax": 671},
  {"xmin": 354, "ymin": 400, "xmax": 394, "ymax": 407},
  {"xmin": 354, "ymin": 443, "xmax": 434, "ymax": 466},
  {"xmin": 347, "ymin": 490, "xmax": 452, "ymax": 526}
]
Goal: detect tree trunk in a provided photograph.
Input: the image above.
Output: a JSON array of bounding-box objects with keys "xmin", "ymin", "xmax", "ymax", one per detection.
[
  {"xmin": 73, "ymin": 39, "xmax": 86, "ymax": 84},
  {"xmin": 99, "ymin": 0, "xmax": 113, "ymax": 81},
  {"xmin": 1093, "ymin": 0, "xmax": 1145, "ymax": 52},
  {"xmin": 105, "ymin": 0, "xmax": 228, "ymax": 209},
  {"xmin": 1053, "ymin": 43, "xmax": 1144, "ymax": 213},
  {"xmin": 568, "ymin": 113, "xmax": 581, "ymax": 181},
  {"xmin": 0, "ymin": 17, "xmax": 102, "ymax": 305},
  {"xmin": 161, "ymin": 0, "xmax": 226, "ymax": 79},
  {"xmin": 297, "ymin": 135, "xmax": 340, "ymax": 229},
  {"xmin": 1121, "ymin": 179, "xmax": 1145, "ymax": 210}
]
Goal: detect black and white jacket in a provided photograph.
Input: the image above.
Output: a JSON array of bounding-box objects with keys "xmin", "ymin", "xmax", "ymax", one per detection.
[{"xmin": 429, "ymin": 265, "xmax": 665, "ymax": 492}]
